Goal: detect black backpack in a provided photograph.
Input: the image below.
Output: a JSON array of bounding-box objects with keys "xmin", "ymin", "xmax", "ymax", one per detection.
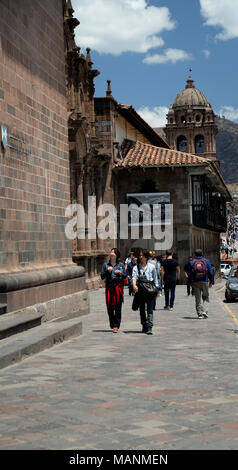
[{"xmin": 137, "ymin": 261, "xmax": 157, "ymax": 296}]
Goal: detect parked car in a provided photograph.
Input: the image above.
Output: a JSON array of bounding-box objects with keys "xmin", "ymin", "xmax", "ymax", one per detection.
[
  {"xmin": 220, "ymin": 263, "xmax": 231, "ymax": 277},
  {"xmin": 225, "ymin": 269, "xmax": 238, "ymax": 302}
]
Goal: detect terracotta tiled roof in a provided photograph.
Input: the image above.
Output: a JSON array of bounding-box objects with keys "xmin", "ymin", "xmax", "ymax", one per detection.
[{"xmin": 114, "ymin": 140, "xmax": 209, "ymax": 168}]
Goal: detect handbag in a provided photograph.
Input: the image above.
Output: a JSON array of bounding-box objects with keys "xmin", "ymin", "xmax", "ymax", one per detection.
[
  {"xmin": 132, "ymin": 291, "xmax": 140, "ymax": 311},
  {"xmin": 137, "ymin": 273, "xmax": 157, "ymax": 296}
]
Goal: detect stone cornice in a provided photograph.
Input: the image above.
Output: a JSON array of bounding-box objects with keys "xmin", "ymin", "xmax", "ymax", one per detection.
[{"xmin": 0, "ymin": 265, "xmax": 85, "ymax": 293}]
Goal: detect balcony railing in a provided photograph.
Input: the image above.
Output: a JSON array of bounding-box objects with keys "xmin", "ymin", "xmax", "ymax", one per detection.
[{"xmin": 192, "ymin": 203, "xmax": 227, "ymax": 232}]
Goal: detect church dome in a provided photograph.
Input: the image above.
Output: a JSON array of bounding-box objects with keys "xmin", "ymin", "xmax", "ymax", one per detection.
[{"xmin": 172, "ymin": 77, "xmax": 211, "ymax": 108}]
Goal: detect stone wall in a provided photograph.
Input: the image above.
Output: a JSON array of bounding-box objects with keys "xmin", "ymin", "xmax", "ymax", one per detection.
[
  {"xmin": 0, "ymin": 0, "xmax": 71, "ymax": 270},
  {"xmin": 0, "ymin": 0, "xmax": 89, "ymax": 315}
]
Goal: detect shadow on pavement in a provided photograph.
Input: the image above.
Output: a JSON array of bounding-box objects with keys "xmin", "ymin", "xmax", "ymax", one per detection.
[
  {"xmin": 122, "ymin": 330, "xmax": 144, "ymax": 334},
  {"xmin": 226, "ymin": 328, "xmax": 238, "ymax": 334},
  {"xmin": 183, "ymin": 316, "xmax": 199, "ymax": 320},
  {"xmin": 91, "ymin": 329, "xmax": 113, "ymax": 333}
]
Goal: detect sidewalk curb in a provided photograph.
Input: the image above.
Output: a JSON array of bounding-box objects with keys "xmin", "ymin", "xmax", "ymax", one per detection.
[{"xmin": 215, "ymin": 284, "xmax": 225, "ymax": 292}]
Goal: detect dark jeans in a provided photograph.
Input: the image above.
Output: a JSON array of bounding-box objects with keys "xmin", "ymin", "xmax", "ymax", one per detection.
[
  {"xmin": 128, "ymin": 277, "xmax": 134, "ymax": 296},
  {"xmin": 107, "ymin": 302, "xmax": 122, "ymax": 329},
  {"xmin": 187, "ymin": 279, "xmax": 191, "ymax": 295},
  {"xmin": 139, "ymin": 295, "xmax": 154, "ymax": 331},
  {"xmin": 164, "ymin": 279, "xmax": 176, "ymax": 307},
  {"xmin": 186, "ymin": 280, "xmax": 194, "ymax": 296}
]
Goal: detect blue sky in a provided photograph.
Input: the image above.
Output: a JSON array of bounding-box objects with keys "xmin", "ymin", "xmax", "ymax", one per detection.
[{"xmin": 71, "ymin": 0, "xmax": 238, "ymax": 127}]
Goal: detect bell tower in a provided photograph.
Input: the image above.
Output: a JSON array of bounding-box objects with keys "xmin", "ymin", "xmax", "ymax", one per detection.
[{"xmin": 164, "ymin": 76, "xmax": 218, "ymax": 160}]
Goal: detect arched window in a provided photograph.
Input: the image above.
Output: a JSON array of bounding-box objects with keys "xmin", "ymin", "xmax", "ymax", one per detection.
[
  {"xmin": 195, "ymin": 135, "xmax": 205, "ymax": 154},
  {"xmin": 177, "ymin": 135, "xmax": 187, "ymax": 152}
]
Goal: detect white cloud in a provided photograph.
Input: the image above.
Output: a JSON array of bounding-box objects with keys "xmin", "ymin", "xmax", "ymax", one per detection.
[
  {"xmin": 202, "ymin": 49, "xmax": 211, "ymax": 58},
  {"xmin": 71, "ymin": 0, "xmax": 175, "ymax": 55},
  {"xmin": 143, "ymin": 48, "xmax": 192, "ymax": 65},
  {"xmin": 136, "ymin": 106, "xmax": 169, "ymax": 127},
  {"xmin": 218, "ymin": 106, "xmax": 238, "ymax": 121},
  {"xmin": 200, "ymin": 0, "xmax": 238, "ymax": 40}
]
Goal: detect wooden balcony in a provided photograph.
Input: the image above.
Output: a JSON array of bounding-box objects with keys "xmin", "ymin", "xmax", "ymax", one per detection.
[{"xmin": 192, "ymin": 203, "xmax": 227, "ymax": 232}]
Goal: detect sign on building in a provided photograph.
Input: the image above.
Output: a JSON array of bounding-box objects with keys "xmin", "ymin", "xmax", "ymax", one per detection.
[{"xmin": 127, "ymin": 192, "xmax": 171, "ymax": 226}]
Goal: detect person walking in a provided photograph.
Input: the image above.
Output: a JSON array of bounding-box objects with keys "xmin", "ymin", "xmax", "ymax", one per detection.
[
  {"xmin": 148, "ymin": 251, "xmax": 162, "ymax": 308},
  {"xmin": 155, "ymin": 256, "xmax": 163, "ymax": 297},
  {"xmin": 161, "ymin": 249, "xmax": 180, "ymax": 311},
  {"xmin": 125, "ymin": 251, "xmax": 134, "ymax": 271},
  {"xmin": 184, "ymin": 256, "xmax": 193, "ymax": 296},
  {"xmin": 132, "ymin": 249, "xmax": 159, "ymax": 335},
  {"xmin": 127, "ymin": 256, "xmax": 137, "ymax": 296},
  {"xmin": 101, "ymin": 248, "xmax": 126, "ymax": 333},
  {"xmin": 188, "ymin": 249, "xmax": 214, "ymax": 319}
]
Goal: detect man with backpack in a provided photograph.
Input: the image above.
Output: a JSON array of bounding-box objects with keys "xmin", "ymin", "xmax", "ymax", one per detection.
[{"xmin": 188, "ymin": 249, "xmax": 214, "ymax": 319}]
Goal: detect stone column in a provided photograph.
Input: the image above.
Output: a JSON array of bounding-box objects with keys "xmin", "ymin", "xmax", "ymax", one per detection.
[
  {"xmin": 76, "ymin": 167, "xmax": 85, "ymax": 252},
  {"xmin": 70, "ymin": 164, "xmax": 78, "ymax": 255},
  {"xmin": 96, "ymin": 167, "xmax": 104, "ymax": 252},
  {"xmin": 90, "ymin": 256, "xmax": 94, "ymax": 279},
  {"xmin": 83, "ymin": 168, "xmax": 91, "ymax": 252},
  {"xmin": 94, "ymin": 255, "xmax": 98, "ymax": 277},
  {"xmin": 90, "ymin": 167, "xmax": 97, "ymax": 251},
  {"xmin": 190, "ymin": 130, "xmax": 195, "ymax": 154}
]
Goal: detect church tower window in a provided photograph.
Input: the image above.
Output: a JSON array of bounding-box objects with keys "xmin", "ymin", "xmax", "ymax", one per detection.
[
  {"xmin": 195, "ymin": 134, "xmax": 205, "ymax": 153},
  {"xmin": 177, "ymin": 135, "xmax": 187, "ymax": 152}
]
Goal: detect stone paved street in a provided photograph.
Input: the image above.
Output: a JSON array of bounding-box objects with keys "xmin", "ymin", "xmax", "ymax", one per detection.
[{"xmin": 0, "ymin": 283, "xmax": 238, "ymax": 450}]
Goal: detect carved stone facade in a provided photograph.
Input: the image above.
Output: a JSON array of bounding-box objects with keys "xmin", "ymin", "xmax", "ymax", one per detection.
[{"xmin": 64, "ymin": 1, "xmax": 112, "ymax": 288}]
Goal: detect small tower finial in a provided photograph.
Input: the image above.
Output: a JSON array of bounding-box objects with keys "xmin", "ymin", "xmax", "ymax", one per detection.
[
  {"xmin": 106, "ymin": 80, "xmax": 112, "ymax": 97},
  {"xmin": 86, "ymin": 48, "xmax": 93, "ymax": 68},
  {"xmin": 65, "ymin": 0, "xmax": 74, "ymax": 17},
  {"xmin": 186, "ymin": 76, "xmax": 195, "ymax": 88}
]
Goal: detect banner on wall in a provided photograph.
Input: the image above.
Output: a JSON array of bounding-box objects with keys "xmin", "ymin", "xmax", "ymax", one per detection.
[{"xmin": 126, "ymin": 192, "xmax": 171, "ymax": 227}]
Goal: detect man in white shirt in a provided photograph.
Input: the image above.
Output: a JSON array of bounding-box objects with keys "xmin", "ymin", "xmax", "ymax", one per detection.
[{"xmin": 125, "ymin": 251, "xmax": 134, "ymax": 271}]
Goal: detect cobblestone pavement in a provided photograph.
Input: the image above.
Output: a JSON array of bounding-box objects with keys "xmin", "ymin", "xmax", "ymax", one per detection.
[{"xmin": 0, "ymin": 283, "xmax": 238, "ymax": 450}]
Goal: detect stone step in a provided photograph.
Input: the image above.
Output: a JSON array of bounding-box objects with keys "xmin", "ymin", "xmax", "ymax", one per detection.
[
  {"xmin": 0, "ymin": 316, "xmax": 83, "ymax": 370},
  {"xmin": 0, "ymin": 311, "xmax": 44, "ymax": 340},
  {"xmin": 0, "ymin": 304, "xmax": 7, "ymax": 315}
]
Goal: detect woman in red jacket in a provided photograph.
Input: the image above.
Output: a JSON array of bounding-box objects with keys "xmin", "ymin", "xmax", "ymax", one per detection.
[{"xmin": 101, "ymin": 248, "xmax": 126, "ymax": 333}]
